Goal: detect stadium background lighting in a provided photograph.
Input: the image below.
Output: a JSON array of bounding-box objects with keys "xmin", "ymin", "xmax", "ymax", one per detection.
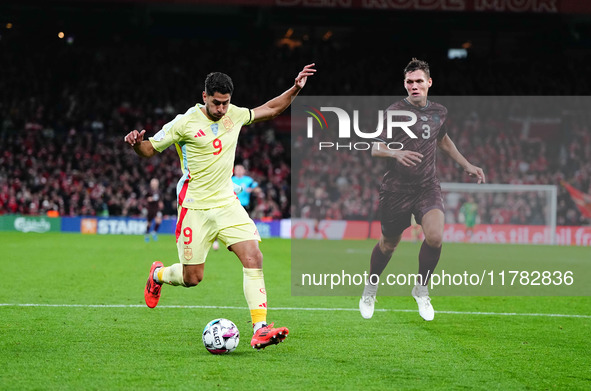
[
  {"xmin": 277, "ymin": 27, "xmax": 301, "ymax": 50},
  {"xmin": 447, "ymin": 48, "xmax": 468, "ymax": 59},
  {"xmin": 58, "ymin": 32, "xmax": 65, "ymax": 39}
]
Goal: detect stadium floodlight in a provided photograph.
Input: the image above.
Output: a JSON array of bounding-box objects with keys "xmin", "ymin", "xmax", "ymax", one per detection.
[{"xmin": 441, "ymin": 183, "xmax": 558, "ymax": 245}]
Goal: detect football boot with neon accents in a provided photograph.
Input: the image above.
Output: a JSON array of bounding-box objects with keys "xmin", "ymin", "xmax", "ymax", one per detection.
[
  {"xmin": 250, "ymin": 323, "xmax": 289, "ymax": 350},
  {"xmin": 144, "ymin": 261, "xmax": 163, "ymax": 308}
]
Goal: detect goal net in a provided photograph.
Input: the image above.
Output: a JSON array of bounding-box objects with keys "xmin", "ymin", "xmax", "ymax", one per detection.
[{"xmin": 440, "ymin": 182, "xmax": 557, "ymax": 245}]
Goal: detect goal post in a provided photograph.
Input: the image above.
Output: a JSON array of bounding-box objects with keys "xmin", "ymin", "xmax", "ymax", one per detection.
[{"xmin": 440, "ymin": 183, "xmax": 558, "ymax": 245}]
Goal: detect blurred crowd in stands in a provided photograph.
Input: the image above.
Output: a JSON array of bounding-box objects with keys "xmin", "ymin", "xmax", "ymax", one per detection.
[
  {"xmin": 0, "ymin": 6, "xmax": 590, "ymax": 225},
  {"xmin": 0, "ymin": 38, "xmax": 296, "ymax": 219}
]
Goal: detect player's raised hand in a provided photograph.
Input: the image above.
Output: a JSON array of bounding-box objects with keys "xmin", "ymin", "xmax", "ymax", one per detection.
[
  {"xmin": 465, "ymin": 164, "xmax": 486, "ymax": 184},
  {"xmin": 124, "ymin": 129, "xmax": 157, "ymax": 158},
  {"xmin": 393, "ymin": 150, "xmax": 423, "ymax": 167},
  {"xmin": 124, "ymin": 129, "xmax": 146, "ymax": 147},
  {"xmin": 294, "ymin": 63, "xmax": 316, "ymax": 90}
]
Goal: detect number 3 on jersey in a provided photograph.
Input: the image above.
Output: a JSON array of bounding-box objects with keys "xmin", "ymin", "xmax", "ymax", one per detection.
[
  {"xmin": 421, "ymin": 124, "xmax": 431, "ymax": 139},
  {"xmin": 212, "ymin": 138, "xmax": 222, "ymax": 155}
]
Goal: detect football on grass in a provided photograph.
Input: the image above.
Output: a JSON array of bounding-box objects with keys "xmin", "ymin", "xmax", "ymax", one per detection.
[{"xmin": 202, "ymin": 318, "xmax": 240, "ymax": 354}]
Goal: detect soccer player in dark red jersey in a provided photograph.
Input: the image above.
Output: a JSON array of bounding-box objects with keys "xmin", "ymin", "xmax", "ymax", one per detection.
[{"xmin": 359, "ymin": 58, "xmax": 485, "ymax": 321}]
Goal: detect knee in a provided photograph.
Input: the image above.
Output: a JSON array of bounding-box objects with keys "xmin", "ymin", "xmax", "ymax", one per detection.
[
  {"xmin": 183, "ymin": 272, "xmax": 203, "ymax": 287},
  {"xmin": 379, "ymin": 242, "xmax": 396, "ymax": 256},
  {"xmin": 379, "ymin": 236, "xmax": 400, "ymax": 256},
  {"xmin": 242, "ymin": 250, "xmax": 263, "ymax": 269},
  {"xmin": 425, "ymin": 233, "xmax": 443, "ymax": 249}
]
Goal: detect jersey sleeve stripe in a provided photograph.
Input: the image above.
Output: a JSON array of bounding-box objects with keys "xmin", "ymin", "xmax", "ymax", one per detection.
[{"xmin": 245, "ymin": 109, "xmax": 254, "ymax": 125}]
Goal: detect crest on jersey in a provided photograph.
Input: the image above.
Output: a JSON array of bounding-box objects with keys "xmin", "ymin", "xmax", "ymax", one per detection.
[
  {"xmin": 420, "ymin": 115, "xmax": 428, "ymax": 122},
  {"xmin": 184, "ymin": 247, "xmax": 193, "ymax": 261},
  {"xmin": 211, "ymin": 123, "xmax": 219, "ymax": 136},
  {"xmin": 433, "ymin": 114, "xmax": 440, "ymax": 123},
  {"xmin": 222, "ymin": 116, "xmax": 234, "ymax": 131}
]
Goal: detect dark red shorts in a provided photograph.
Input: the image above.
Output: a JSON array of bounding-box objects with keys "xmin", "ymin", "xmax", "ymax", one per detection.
[{"xmin": 378, "ymin": 185, "xmax": 444, "ymax": 237}]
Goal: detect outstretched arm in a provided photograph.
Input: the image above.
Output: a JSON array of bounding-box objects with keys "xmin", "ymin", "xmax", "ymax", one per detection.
[
  {"xmin": 252, "ymin": 63, "xmax": 316, "ymax": 123},
  {"xmin": 124, "ymin": 129, "xmax": 158, "ymax": 158},
  {"xmin": 437, "ymin": 134, "xmax": 486, "ymax": 184}
]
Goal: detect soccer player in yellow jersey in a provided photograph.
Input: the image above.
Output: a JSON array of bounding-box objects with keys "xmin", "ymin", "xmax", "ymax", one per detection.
[{"xmin": 124, "ymin": 64, "xmax": 316, "ymax": 349}]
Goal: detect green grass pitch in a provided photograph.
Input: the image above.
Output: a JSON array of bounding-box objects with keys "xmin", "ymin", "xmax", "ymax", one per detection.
[{"xmin": 1, "ymin": 232, "xmax": 590, "ymax": 390}]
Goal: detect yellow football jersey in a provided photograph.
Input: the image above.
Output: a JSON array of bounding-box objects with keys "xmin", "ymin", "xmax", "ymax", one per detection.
[{"xmin": 149, "ymin": 103, "xmax": 254, "ymax": 209}]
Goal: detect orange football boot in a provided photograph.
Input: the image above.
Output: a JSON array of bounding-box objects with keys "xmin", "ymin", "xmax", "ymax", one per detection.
[
  {"xmin": 250, "ymin": 323, "xmax": 289, "ymax": 350},
  {"xmin": 144, "ymin": 261, "xmax": 163, "ymax": 308}
]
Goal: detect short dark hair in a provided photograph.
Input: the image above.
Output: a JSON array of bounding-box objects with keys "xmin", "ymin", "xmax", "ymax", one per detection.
[
  {"xmin": 204, "ymin": 72, "xmax": 234, "ymax": 96},
  {"xmin": 403, "ymin": 58, "xmax": 430, "ymax": 79}
]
